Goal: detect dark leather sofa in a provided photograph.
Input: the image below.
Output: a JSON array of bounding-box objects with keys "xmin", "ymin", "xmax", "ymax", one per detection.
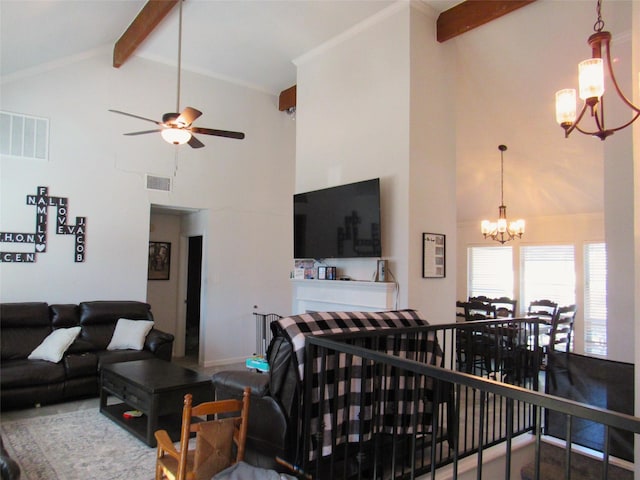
[{"xmin": 0, "ymin": 300, "xmax": 174, "ymax": 410}]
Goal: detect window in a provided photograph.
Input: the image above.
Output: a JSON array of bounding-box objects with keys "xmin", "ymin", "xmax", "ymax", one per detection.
[
  {"xmin": 521, "ymin": 245, "xmax": 575, "ymax": 309},
  {"xmin": 468, "ymin": 246, "xmax": 513, "ymax": 299},
  {"xmin": 584, "ymin": 243, "xmax": 607, "ymax": 356}
]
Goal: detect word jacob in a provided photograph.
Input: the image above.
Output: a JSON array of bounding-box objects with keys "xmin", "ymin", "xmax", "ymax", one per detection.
[{"xmin": 0, "ymin": 186, "xmax": 87, "ymax": 263}]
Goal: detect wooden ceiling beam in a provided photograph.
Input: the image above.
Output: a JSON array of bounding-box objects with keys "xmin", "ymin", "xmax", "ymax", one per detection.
[
  {"xmin": 113, "ymin": 0, "xmax": 179, "ymax": 68},
  {"xmin": 436, "ymin": 0, "xmax": 536, "ymax": 43},
  {"xmin": 279, "ymin": 85, "xmax": 297, "ymax": 112}
]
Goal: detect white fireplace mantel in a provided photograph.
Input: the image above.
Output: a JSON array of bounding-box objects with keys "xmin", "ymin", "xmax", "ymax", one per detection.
[{"xmin": 291, "ymin": 279, "xmax": 397, "ymax": 314}]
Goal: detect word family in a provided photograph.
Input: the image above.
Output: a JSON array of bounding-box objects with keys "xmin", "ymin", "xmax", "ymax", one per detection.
[{"xmin": 1, "ymin": 186, "xmax": 87, "ymax": 263}]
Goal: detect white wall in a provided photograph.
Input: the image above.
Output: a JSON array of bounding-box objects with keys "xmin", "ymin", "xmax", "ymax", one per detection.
[
  {"xmin": 294, "ymin": 3, "xmax": 456, "ymax": 322},
  {"xmin": 407, "ymin": 5, "xmax": 456, "ymax": 324},
  {"xmin": 0, "ymin": 51, "xmax": 295, "ymax": 366},
  {"xmin": 295, "ymin": 3, "xmax": 412, "ymax": 296},
  {"xmin": 602, "ymin": 0, "xmax": 635, "ymax": 363}
]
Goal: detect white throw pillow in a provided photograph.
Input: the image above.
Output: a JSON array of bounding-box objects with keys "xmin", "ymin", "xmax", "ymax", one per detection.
[
  {"xmin": 107, "ymin": 318, "xmax": 154, "ymax": 351},
  {"xmin": 28, "ymin": 326, "xmax": 81, "ymax": 363}
]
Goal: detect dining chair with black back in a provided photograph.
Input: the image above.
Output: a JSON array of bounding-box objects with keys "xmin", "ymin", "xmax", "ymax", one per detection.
[
  {"xmin": 527, "ymin": 299, "xmax": 558, "ymax": 323},
  {"xmin": 468, "ymin": 295, "xmax": 492, "ymax": 306},
  {"xmin": 544, "ymin": 304, "xmax": 578, "ymax": 389},
  {"xmin": 456, "ymin": 300, "xmax": 496, "ymax": 376},
  {"xmin": 490, "ymin": 297, "xmax": 518, "ymax": 318},
  {"xmin": 463, "ymin": 301, "xmax": 496, "ymax": 322}
]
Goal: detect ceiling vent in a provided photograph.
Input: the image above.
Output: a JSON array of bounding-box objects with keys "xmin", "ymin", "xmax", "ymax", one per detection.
[
  {"xmin": 0, "ymin": 111, "xmax": 49, "ymax": 160},
  {"xmin": 146, "ymin": 174, "xmax": 172, "ymax": 192}
]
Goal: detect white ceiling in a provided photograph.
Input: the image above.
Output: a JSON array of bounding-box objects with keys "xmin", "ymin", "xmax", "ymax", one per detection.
[
  {"xmin": 2, "ymin": 0, "xmax": 444, "ymax": 94},
  {"xmin": 1, "ymin": 0, "xmax": 634, "ymax": 223}
]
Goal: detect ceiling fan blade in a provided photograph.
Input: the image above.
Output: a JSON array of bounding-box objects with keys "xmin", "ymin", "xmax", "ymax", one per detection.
[
  {"xmin": 188, "ymin": 135, "xmax": 205, "ymax": 149},
  {"xmin": 123, "ymin": 129, "xmax": 163, "ymax": 136},
  {"xmin": 109, "ymin": 109, "xmax": 162, "ymax": 125},
  {"xmin": 190, "ymin": 127, "xmax": 245, "ymax": 140},
  {"xmin": 176, "ymin": 107, "xmax": 202, "ymax": 126}
]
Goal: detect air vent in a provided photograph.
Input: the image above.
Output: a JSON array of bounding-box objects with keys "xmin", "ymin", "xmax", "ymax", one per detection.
[
  {"xmin": 146, "ymin": 174, "xmax": 172, "ymax": 192},
  {"xmin": 0, "ymin": 111, "xmax": 49, "ymax": 160}
]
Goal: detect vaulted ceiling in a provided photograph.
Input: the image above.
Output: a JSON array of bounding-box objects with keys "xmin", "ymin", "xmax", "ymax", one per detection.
[{"xmin": 2, "ymin": 0, "xmax": 634, "ymax": 223}]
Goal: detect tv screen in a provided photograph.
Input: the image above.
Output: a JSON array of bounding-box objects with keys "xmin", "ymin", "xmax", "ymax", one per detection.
[{"xmin": 294, "ymin": 178, "xmax": 382, "ymax": 260}]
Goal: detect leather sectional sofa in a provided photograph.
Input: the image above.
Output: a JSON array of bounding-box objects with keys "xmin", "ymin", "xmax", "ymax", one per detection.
[{"xmin": 0, "ymin": 300, "xmax": 174, "ymax": 410}]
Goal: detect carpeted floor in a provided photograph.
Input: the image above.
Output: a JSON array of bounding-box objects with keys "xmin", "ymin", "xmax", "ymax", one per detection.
[{"xmin": 1, "ymin": 408, "xmax": 157, "ymax": 480}]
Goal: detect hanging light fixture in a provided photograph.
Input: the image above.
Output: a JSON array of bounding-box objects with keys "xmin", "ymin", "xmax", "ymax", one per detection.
[
  {"xmin": 481, "ymin": 145, "xmax": 525, "ymax": 245},
  {"xmin": 555, "ymin": 0, "xmax": 639, "ymax": 140}
]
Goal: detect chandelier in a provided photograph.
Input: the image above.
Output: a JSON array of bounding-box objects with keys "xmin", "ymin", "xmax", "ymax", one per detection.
[
  {"xmin": 555, "ymin": 0, "xmax": 639, "ymax": 140},
  {"xmin": 481, "ymin": 145, "xmax": 525, "ymax": 245}
]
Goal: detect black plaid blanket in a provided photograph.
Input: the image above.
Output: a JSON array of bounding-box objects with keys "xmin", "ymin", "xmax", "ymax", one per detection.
[{"xmin": 275, "ymin": 310, "xmax": 443, "ymax": 459}]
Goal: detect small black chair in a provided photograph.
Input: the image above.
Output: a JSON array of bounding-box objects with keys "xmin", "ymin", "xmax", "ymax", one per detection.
[
  {"xmin": 456, "ymin": 301, "xmax": 496, "ymax": 376},
  {"xmin": 543, "ymin": 305, "xmax": 577, "ymax": 389},
  {"xmin": 463, "ymin": 301, "xmax": 496, "ymax": 321},
  {"xmin": 527, "ymin": 299, "xmax": 558, "ymax": 323},
  {"xmin": 490, "ymin": 297, "xmax": 517, "ymax": 318}
]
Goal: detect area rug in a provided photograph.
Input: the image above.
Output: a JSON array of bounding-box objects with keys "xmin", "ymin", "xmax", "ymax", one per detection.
[{"xmin": 1, "ymin": 408, "xmax": 157, "ymax": 480}]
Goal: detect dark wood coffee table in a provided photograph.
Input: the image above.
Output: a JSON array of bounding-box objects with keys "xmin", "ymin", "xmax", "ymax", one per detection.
[{"xmin": 100, "ymin": 358, "xmax": 213, "ymax": 447}]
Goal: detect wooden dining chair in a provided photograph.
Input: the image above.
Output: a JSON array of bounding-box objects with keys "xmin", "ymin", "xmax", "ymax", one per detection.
[
  {"xmin": 527, "ymin": 299, "xmax": 558, "ymax": 322},
  {"xmin": 468, "ymin": 295, "xmax": 492, "ymax": 305},
  {"xmin": 463, "ymin": 300, "xmax": 496, "ymax": 321},
  {"xmin": 544, "ymin": 305, "xmax": 577, "ymax": 389},
  {"xmin": 490, "ymin": 297, "xmax": 517, "ymax": 318},
  {"xmin": 155, "ymin": 387, "xmax": 251, "ymax": 480},
  {"xmin": 455, "ymin": 301, "xmax": 496, "ymax": 376}
]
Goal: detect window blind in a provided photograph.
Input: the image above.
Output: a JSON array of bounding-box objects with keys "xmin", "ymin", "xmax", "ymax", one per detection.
[
  {"xmin": 584, "ymin": 242, "xmax": 607, "ymax": 356},
  {"xmin": 468, "ymin": 246, "xmax": 513, "ymax": 299},
  {"xmin": 521, "ymin": 245, "xmax": 576, "ymax": 309}
]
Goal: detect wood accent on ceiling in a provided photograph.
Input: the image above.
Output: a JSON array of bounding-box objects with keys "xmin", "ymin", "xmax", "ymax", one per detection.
[
  {"xmin": 436, "ymin": 0, "xmax": 536, "ymax": 43},
  {"xmin": 113, "ymin": 0, "xmax": 179, "ymax": 68},
  {"xmin": 278, "ymin": 85, "xmax": 297, "ymax": 112}
]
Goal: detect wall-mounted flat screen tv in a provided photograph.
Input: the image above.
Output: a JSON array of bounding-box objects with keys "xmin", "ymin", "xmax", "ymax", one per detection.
[{"xmin": 294, "ymin": 178, "xmax": 381, "ymax": 260}]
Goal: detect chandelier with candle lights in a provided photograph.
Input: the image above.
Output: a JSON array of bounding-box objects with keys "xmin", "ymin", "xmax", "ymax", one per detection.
[{"xmin": 481, "ymin": 145, "xmax": 525, "ymax": 245}]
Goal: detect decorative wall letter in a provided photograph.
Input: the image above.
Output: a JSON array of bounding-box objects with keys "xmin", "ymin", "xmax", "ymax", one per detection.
[{"xmin": 0, "ymin": 186, "xmax": 87, "ymax": 263}]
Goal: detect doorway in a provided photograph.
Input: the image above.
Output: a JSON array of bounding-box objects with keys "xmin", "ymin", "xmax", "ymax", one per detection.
[{"xmin": 185, "ymin": 235, "xmax": 203, "ymax": 360}]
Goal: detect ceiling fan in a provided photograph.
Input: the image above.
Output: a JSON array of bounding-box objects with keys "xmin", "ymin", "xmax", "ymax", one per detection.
[{"xmin": 109, "ymin": 0, "xmax": 244, "ymax": 148}]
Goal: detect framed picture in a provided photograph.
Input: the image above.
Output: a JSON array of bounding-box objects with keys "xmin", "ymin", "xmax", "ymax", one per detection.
[
  {"xmin": 148, "ymin": 241, "xmax": 171, "ymax": 280},
  {"xmin": 422, "ymin": 233, "xmax": 445, "ymax": 278}
]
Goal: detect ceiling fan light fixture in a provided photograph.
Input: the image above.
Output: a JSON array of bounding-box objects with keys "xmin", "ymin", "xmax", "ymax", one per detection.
[{"xmin": 161, "ymin": 127, "xmax": 191, "ymax": 145}]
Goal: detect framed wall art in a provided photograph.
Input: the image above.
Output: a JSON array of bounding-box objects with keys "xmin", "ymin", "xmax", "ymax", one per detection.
[
  {"xmin": 422, "ymin": 233, "xmax": 445, "ymax": 278},
  {"xmin": 148, "ymin": 241, "xmax": 171, "ymax": 280}
]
